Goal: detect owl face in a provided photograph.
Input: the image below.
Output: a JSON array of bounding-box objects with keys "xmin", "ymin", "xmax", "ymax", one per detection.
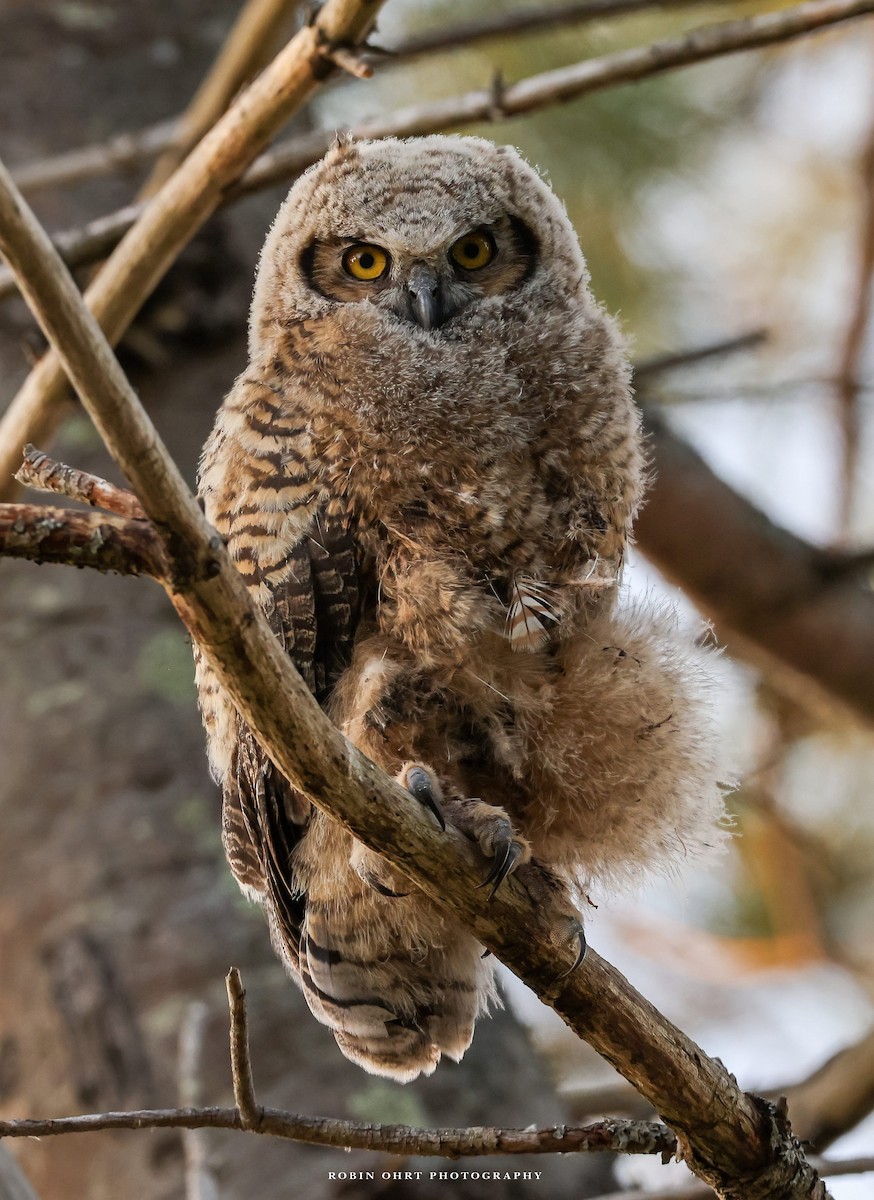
[
  {"xmin": 301, "ymin": 213, "xmax": 537, "ymax": 330},
  {"xmin": 250, "ymin": 136, "xmax": 595, "ymax": 355}
]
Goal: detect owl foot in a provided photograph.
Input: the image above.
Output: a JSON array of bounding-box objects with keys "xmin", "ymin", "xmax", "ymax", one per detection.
[
  {"xmin": 398, "ymin": 762, "xmax": 446, "ymax": 831},
  {"xmin": 445, "ymin": 799, "xmax": 532, "ymax": 901}
]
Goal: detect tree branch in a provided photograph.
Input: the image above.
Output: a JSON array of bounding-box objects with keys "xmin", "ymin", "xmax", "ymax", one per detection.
[
  {"xmin": 140, "ymin": 0, "xmax": 296, "ymax": 197},
  {"xmin": 636, "ymin": 410, "xmax": 874, "ymax": 726},
  {"xmin": 7, "ymin": 0, "xmax": 721, "ymax": 199},
  {"xmin": 0, "ymin": 504, "xmax": 164, "ymax": 577},
  {"xmin": 0, "ymin": 139, "xmax": 832, "ymax": 1200},
  {"xmin": 782, "ymin": 1024, "xmax": 874, "ymax": 1150},
  {"xmin": 2, "ymin": 0, "xmax": 870, "ymax": 315},
  {"xmin": 833, "ymin": 86, "xmax": 874, "ymax": 539},
  {"xmin": 633, "ymin": 330, "xmax": 768, "ymax": 380},
  {"xmin": 0, "ymin": 1107, "xmax": 681, "ymax": 1157},
  {"xmin": 591, "ymin": 1157, "xmax": 874, "ymax": 1200},
  {"xmin": 0, "ymin": 965, "xmax": 675, "ymax": 1159},
  {"xmin": 0, "ymin": 0, "xmax": 386, "ymax": 502},
  {"xmin": 15, "ymin": 443, "xmax": 146, "ymax": 519},
  {"xmin": 225, "ymin": 969, "xmax": 260, "ymax": 1132}
]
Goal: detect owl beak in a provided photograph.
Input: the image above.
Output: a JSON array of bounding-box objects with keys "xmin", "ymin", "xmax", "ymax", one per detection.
[{"xmin": 406, "ymin": 262, "xmax": 443, "ymax": 331}]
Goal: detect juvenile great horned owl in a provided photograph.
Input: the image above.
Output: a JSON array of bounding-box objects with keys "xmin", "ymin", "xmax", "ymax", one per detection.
[{"xmin": 197, "ymin": 136, "xmax": 725, "ymax": 1081}]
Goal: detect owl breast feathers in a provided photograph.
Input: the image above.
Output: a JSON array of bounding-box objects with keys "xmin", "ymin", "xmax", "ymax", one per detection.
[{"xmin": 195, "ymin": 134, "xmax": 727, "ymax": 1082}]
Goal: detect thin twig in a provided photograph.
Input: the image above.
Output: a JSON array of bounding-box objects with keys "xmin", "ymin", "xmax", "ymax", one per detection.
[
  {"xmin": 225, "ymin": 969, "xmax": 260, "ymax": 1132},
  {"xmin": 15, "ymin": 444, "xmax": 146, "ymax": 519},
  {"xmin": 11, "ymin": 120, "xmax": 179, "ymax": 196},
  {"xmin": 326, "ymin": 45, "xmax": 375, "ymax": 78},
  {"xmin": 0, "ymin": 139, "xmax": 834, "ymax": 1200},
  {"xmin": 383, "ymin": 0, "xmax": 715, "ymax": 61},
  {"xmin": 634, "ymin": 330, "xmax": 768, "ymax": 381},
  {"xmin": 2, "ymin": 0, "xmax": 871, "ymax": 317},
  {"xmin": 0, "ymin": 1107, "xmax": 676, "ymax": 1157},
  {"xmin": 0, "ymin": 0, "xmax": 386, "ymax": 502},
  {"xmin": 834, "ymin": 73, "xmax": 874, "ymax": 540}
]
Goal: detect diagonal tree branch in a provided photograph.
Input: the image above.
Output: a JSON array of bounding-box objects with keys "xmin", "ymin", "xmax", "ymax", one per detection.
[
  {"xmin": 833, "ymin": 82, "xmax": 874, "ymax": 540},
  {"xmin": 636, "ymin": 410, "xmax": 874, "ymax": 727},
  {"xmin": 15, "ymin": 443, "xmax": 146, "ymax": 519},
  {"xmin": 140, "ymin": 0, "xmax": 297, "ymax": 197},
  {"xmin": 0, "ymin": 138, "xmax": 832, "ymax": 1200}
]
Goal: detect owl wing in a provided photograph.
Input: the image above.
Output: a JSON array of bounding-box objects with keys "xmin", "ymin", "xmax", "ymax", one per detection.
[{"xmin": 199, "ymin": 376, "xmax": 369, "ymax": 972}]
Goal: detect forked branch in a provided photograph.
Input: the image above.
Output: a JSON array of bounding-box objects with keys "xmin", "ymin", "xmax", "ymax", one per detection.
[{"xmin": 0, "ymin": 966, "xmax": 677, "ymax": 1160}]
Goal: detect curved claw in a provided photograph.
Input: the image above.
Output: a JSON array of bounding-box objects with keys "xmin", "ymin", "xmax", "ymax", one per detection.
[
  {"xmin": 405, "ymin": 765, "xmax": 446, "ymax": 831},
  {"xmin": 476, "ymin": 838, "xmax": 525, "ymax": 901},
  {"xmin": 558, "ymin": 922, "xmax": 588, "ymax": 977}
]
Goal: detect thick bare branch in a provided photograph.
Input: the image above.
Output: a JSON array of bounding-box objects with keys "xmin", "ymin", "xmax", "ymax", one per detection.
[
  {"xmin": 0, "ymin": 141, "xmax": 832, "ymax": 1200},
  {"xmin": 2, "ymin": 0, "xmax": 871, "ymax": 312},
  {"xmin": 0, "ymin": 504, "xmax": 164, "ymax": 577},
  {"xmin": 0, "ymin": 0, "xmax": 386, "ymax": 501},
  {"xmin": 592, "ymin": 1157, "xmax": 874, "ymax": 1199},
  {"xmin": 637, "ymin": 410, "xmax": 874, "ymax": 726}
]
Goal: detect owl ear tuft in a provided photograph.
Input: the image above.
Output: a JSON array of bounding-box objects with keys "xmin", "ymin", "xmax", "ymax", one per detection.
[{"xmin": 328, "ymin": 131, "xmax": 358, "ymax": 160}]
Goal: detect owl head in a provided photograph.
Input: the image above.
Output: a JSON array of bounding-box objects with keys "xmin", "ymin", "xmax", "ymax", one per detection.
[{"xmin": 249, "ymin": 135, "xmax": 598, "ymax": 354}]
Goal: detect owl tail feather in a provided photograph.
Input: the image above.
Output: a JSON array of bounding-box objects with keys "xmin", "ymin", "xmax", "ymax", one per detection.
[{"xmin": 298, "ymin": 901, "xmax": 494, "ymax": 1082}]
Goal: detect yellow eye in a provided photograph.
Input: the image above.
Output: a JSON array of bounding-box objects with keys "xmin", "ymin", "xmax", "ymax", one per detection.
[
  {"xmin": 342, "ymin": 244, "xmax": 389, "ymax": 281},
  {"xmin": 450, "ymin": 231, "xmax": 495, "ymax": 270}
]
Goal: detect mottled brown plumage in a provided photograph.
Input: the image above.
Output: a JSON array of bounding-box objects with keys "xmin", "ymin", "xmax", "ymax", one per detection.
[{"xmin": 196, "ymin": 135, "xmax": 726, "ymax": 1082}]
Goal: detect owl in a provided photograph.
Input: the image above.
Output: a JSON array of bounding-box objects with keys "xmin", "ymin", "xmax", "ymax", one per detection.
[{"xmin": 196, "ymin": 135, "xmax": 726, "ymax": 1082}]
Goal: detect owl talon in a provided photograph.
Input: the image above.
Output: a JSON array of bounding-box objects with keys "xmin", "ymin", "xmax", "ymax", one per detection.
[
  {"xmin": 401, "ymin": 763, "xmax": 446, "ymax": 831},
  {"xmin": 476, "ymin": 837, "xmax": 525, "ymax": 901},
  {"xmin": 557, "ymin": 921, "xmax": 588, "ymax": 977}
]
